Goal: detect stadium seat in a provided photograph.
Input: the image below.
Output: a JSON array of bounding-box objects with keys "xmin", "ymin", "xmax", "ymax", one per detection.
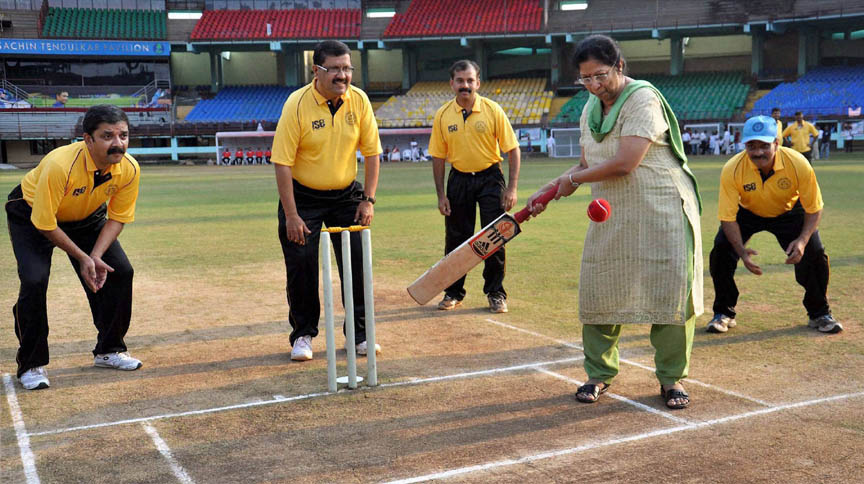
[
  {"xmin": 183, "ymin": 86, "xmax": 299, "ymax": 123},
  {"xmin": 41, "ymin": 6, "xmax": 166, "ymax": 40},
  {"xmin": 749, "ymin": 66, "xmax": 864, "ymax": 118},
  {"xmin": 190, "ymin": 9, "xmax": 361, "ymax": 41},
  {"xmin": 383, "ymin": 0, "xmax": 541, "ymax": 37}
]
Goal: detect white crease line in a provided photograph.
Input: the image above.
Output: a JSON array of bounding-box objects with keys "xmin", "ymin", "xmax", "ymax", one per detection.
[
  {"xmin": 29, "ymin": 356, "xmax": 583, "ymax": 437},
  {"xmin": 382, "ymin": 390, "xmax": 864, "ymax": 484},
  {"xmin": 533, "ymin": 367, "xmax": 693, "ymax": 425},
  {"xmin": 142, "ymin": 422, "xmax": 195, "ymax": 484},
  {"xmin": 486, "ymin": 318, "xmax": 772, "ymax": 407},
  {"xmin": 3, "ymin": 373, "xmax": 41, "ymax": 484}
]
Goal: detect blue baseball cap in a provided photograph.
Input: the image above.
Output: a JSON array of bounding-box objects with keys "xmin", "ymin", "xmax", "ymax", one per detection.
[{"xmin": 741, "ymin": 115, "xmax": 778, "ymax": 144}]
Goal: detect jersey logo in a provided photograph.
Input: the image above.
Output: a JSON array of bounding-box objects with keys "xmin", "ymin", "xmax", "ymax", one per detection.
[
  {"xmin": 312, "ymin": 119, "xmax": 326, "ymax": 130},
  {"xmin": 345, "ymin": 112, "xmax": 356, "ymax": 126},
  {"xmin": 104, "ymin": 184, "xmax": 118, "ymax": 196},
  {"xmin": 448, "ymin": 124, "xmax": 458, "ymax": 133},
  {"xmin": 72, "ymin": 186, "xmax": 86, "ymax": 196},
  {"xmin": 474, "ymin": 120, "xmax": 487, "ymax": 133},
  {"xmin": 777, "ymin": 178, "xmax": 792, "ymax": 190},
  {"xmin": 743, "ymin": 183, "xmax": 757, "ymax": 192}
]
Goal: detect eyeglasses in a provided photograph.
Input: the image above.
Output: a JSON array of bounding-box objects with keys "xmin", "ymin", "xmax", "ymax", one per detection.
[
  {"xmin": 576, "ymin": 70, "xmax": 613, "ymax": 85},
  {"xmin": 316, "ymin": 64, "xmax": 355, "ymax": 75}
]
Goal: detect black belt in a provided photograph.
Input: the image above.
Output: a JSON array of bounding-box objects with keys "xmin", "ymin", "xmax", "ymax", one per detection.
[{"xmin": 452, "ymin": 163, "xmax": 501, "ymax": 176}]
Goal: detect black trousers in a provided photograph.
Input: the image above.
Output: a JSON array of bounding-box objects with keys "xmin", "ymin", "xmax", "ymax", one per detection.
[
  {"xmin": 709, "ymin": 203, "xmax": 830, "ymax": 320},
  {"xmin": 801, "ymin": 149, "xmax": 813, "ymax": 163},
  {"xmin": 444, "ymin": 164, "xmax": 507, "ymax": 300},
  {"xmin": 277, "ymin": 181, "xmax": 368, "ymax": 346},
  {"xmin": 6, "ymin": 185, "xmax": 134, "ymax": 378}
]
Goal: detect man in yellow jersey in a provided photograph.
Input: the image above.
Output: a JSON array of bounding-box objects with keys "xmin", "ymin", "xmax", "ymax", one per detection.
[
  {"xmin": 430, "ymin": 60, "xmax": 520, "ymax": 313},
  {"xmin": 706, "ymin": 116, "xmax": 841, "ymax": 335},
  {"xmin": 6, "ymin": 105, "xmax": 143, "ymax": 390},
  {"xmin": 271, "ymin": 40, "xmax": 382, "ymax": 361},
  {"xmin": 782, "ymin": 111, "xmax": 820, "ymax": 163},
  {"xmin": 771, "ymin": 107, "xmax": 783, "ymax": 144}
]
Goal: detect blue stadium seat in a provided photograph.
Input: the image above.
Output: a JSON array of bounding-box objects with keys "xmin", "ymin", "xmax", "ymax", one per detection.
[
  {"xmin": 184, "ymin": 86, "xmax": 298, "ymax": 123},
  {"xmin": 750, "ymin": 66, "xmax": 864, "ymax": 117}
]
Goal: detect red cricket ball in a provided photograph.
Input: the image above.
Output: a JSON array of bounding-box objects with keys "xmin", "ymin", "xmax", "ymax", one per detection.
[{"xmin": 587, "ymin": 198, "xmax": 611, "ymax": 223}]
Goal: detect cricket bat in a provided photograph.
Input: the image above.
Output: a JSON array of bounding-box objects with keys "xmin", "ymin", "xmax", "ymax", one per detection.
[{"xmin": 407, "ymin": 185, "xmax": 559, "ymax": 305}]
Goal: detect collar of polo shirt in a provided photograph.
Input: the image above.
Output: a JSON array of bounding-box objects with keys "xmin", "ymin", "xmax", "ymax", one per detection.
[
  {"xmin": 746, "ymin": 149, "xmax": 785, "ymax": 174},
  {"xmin": 451, "ymin": 95, "xmax": 483, "ymax": 114},
  {"xmin": 82, "ymin": 143, "xmax": 111, "ymax": 173},
  {"xmin": 312, "ymin": 79, "xmax": 351, "ymax": 105}
]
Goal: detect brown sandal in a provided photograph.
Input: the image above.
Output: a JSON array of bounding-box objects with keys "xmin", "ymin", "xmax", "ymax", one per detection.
[{"xmin": 575, "ymin": 382, "xmax": 610, "ymax": 403}]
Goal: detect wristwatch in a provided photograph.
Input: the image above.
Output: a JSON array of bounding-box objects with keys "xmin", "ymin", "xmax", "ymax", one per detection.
[{"xmin": 360, "ymin": 194, "xmax": 376, "ymax": 204}]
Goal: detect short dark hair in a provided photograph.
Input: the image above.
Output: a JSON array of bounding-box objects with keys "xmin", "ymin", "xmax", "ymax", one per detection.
[
  {"xmin": 771, "ymin": 107, "xmax": 781, "ymax": 113},
  {"xmin": 83, "ymin": 105, "xmax": 129, "ymax": 136},
  {"xmin": 795, "ymin": 111, "xmax": 803, "ymax": 116},
  {"xmin": 449, "ymin": 60, "xmax": 480, "ymax": 79},
  {"xmin": 573, "ymin": 34, "xmax": 623, "ymax": 71},
  {"xmin": 313, "ymin": 40, "xmax": 351, "ymax": 66}
]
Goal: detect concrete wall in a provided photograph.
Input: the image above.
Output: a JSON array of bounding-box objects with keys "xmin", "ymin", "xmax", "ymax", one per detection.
[
  {"xmin": 223, "ymin": 52, "xmax": 280, "ymax": 85},
  {"xmin": 171, "ymin": 52, "xmax": 212, "ymax": 87},
  {"xmin": 368, "ymin": 49, "xmax": 403, "ymax": 84}
]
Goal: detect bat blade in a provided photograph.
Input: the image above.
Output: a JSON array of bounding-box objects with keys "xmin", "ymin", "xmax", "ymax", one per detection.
[
  {"xmin": 407, "ymin": 184, "xmax": 558, "ymax": 305},
  {"xmin": 407, "ymin": 213, "xmax": 520, "ymax": 305}
]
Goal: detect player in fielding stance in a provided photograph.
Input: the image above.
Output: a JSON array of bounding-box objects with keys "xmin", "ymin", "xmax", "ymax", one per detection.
[
  {"xmin": 6, "ymin": 105, "xmax": 143, "ymax": 390},
  {"xmin": 429, "ymin": 60, "xmax": 520, "ymax": 313},
  {"xmin": 707, "ymin": 115, "xmax": 842, "ymax": 334}
]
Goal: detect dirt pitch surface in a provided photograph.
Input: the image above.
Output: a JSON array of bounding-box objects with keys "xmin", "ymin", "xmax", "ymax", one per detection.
[{"xmin": 3, "ymin": 267, "xmax": 864, "ymax": 484}]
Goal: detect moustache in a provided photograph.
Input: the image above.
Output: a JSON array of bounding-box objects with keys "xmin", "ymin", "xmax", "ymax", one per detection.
[
  {"xmin": 107, "ymin": 147, "xmax": 125, "ymax": 155},
  {"xmin": 459, "ymin": 88, "xmax": 472, "ymax": 93}
]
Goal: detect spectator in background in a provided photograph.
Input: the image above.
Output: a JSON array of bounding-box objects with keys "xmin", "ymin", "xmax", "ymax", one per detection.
[
  {"xmin": 1, "ymin": 88, "xmax": 13, "ymax": 108},
  {"xmin": 709, "ymin": 131, "xmax": 720, "ymax": 155},
  {"xmin": 844, "ymin": 124, "xmax": 854, "ymax": 153},
  {"xmin": 546, "ymin": 133, "xmax": 556, "ymax": 157},
  {"xmin": 699, "ymin": 131, "xmax": 708, "ymax": 155},
  {"xmin": 813, "ymin": 126, "xmax": 822, "ymax": 161},
  {"xmin": 682, "ymin": 128, "xmax": 692, "ymax": 155},
  {"xmin": 390, "ymin": 146, "xmax": 401, "ymax": 161},
  {"xmin": 410, "ymin": 138, "xmax": 420, "ymax": 162},
  {"xmin": 722, "ymin": 127, "xmax": 732, "ymax": 155},
  {"xmin": 245, "ymin": 148, "xmax": 254, "ymax": 165},
  {"xmin": 820, "ymin": 125, "xmax": 831, "ymax": 159},
  {"xmin": 264, "ymin": 148, "xmax": 272, "ymax": 164},
  {"xmin": 52, "ymin": 91, "xmax": 69, "ymax": 108},
  {"xmin": 148, "ymin": 89, "xmax": 164, "ymax": 108},
  {"xmin": 688, "ymin": 130, "xmax": 700, "ymax": 155},
  {"xmin": 733, "ymin": 130, "xmax": 743, "ymax": 152},
  {"xmin": 256, "ymin": 149, "xmax": 263, "ymax": 164},
  {"xmin": 221, "ymin": 149, "xmax": 231, "ymax": 166},
  {"xmin": 782, "ymin": 112, "xmax": 819, "ymax": 163},
  {"xmin": 771, "ymin": 107, "xmax": 783, "ymax": 144},
  {"xmin": 381, "ymin": 145, "xmax": 390, "ymax": 162},
  {"xmin": 234, "ymin": 148, "xmax": 243, "ymax": 165}
]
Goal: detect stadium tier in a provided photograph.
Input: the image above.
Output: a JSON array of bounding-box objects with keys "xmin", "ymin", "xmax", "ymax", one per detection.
[
  {"xmin": 189, "ymin": 9, "xmax": 361, "ymax": 40},
  {"xmin": 749, "ymin": 66, "xmax": 864, "ymax": 118},
  {"xmin": 183, "ymin": 86, "xmax": 298, "ymax": 123},
  {"xmin": 375, "ymin": 78, "xmax": 552, "ymax": 127},
  {"xmin": 555, "ymin": 72, "xmax": 750, "ymax": 123},
  {"xmin": 383, "ymin": 0, "xmax": 541, "ymax": 37},
  {"xmin": 41, "ymin": 7, "xmax": 166, "ymax": 40}
]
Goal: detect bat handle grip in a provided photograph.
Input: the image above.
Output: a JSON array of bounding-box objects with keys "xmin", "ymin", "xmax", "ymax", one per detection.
[{"xmin": 514, "ymin": 184, "xmax": 558, "ymax": 223}]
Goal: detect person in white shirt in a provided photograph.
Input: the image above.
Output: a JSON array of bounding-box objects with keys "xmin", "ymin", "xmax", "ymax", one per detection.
[
  {"xmin": 813, "ymin": 128, "xmax": 822, "ymax": 160},
  {"xmin": 546, "ymin": 134, "xmax": 556, "ymax": 156},
  {"xmin": 410, "ymin": 138, "xmax": 420, "ymax": 162},
  {"xmin": 682, "ymin": 129, "xmax": 692, "ymax": 155},
  {"xmin": 722, "ymin": 129, "xmax": 731, "ymax": 154}
]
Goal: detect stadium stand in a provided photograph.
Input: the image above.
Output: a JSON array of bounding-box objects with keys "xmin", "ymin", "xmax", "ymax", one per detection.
[
  {"xmin": 375, "ymin": 78, "xmax": 552, "ymax": 127},
  {"xmin": 189, "ymin": 9, "xmax": 360, "ymax": 40},
  {"xmin": 749, "ymin": 66, "xmax": 864, "ymax": 118},
  {"xmin": 555, "ymin": 72, "xmax": 750, "ymax": 123},
  {"xmin": 383, "ymin": 0, "xmax": 541, "ymax": 37},
  {"xmin": 40, "ymin": 7, "xmax": 166, "ymax": 40},
  {"xmin": 183, "ymin": 85, "xmax": 297, "ymax": 123}
]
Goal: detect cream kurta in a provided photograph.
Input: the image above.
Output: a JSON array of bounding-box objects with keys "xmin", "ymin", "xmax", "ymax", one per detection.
[{"xmin": 578, "ymin": 87, "xmax": 703, "ymax": 325}]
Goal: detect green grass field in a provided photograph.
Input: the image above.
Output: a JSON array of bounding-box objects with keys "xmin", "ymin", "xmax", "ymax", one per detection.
[{"xmin": 1, "ymin": 154, "xmax": 863, "ymax": 335}]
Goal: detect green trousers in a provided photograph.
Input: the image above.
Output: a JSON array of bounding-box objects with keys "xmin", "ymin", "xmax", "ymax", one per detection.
[
  {"xmin": 582, "ymin": 317, "xmax": 696, "ymax": 386},
  {"xmin": 581, "ymin": 210, "xmax": 697, "ymax": 386}
]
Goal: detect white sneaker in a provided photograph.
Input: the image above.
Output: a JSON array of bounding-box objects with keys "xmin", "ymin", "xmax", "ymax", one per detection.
[
  {"xmin": 94, "ymin": 352, "xmax": 143, "ymax": 370},
  {"xmin": 291, "ymin": 335, "xmax": 313, "ymax": 361},
  {"xmin": 355, "ymin": 341, "xmax": 381, "ymax": 356},
  {"xmin": 19, "ymin": 367, "xmax": 50, "ymax": 390}
]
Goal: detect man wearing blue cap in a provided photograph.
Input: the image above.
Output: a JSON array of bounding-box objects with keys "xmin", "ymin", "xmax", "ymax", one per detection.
[{"xmin": 706, "ymin": 115, "xmax": 842, "ymax": 334}]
